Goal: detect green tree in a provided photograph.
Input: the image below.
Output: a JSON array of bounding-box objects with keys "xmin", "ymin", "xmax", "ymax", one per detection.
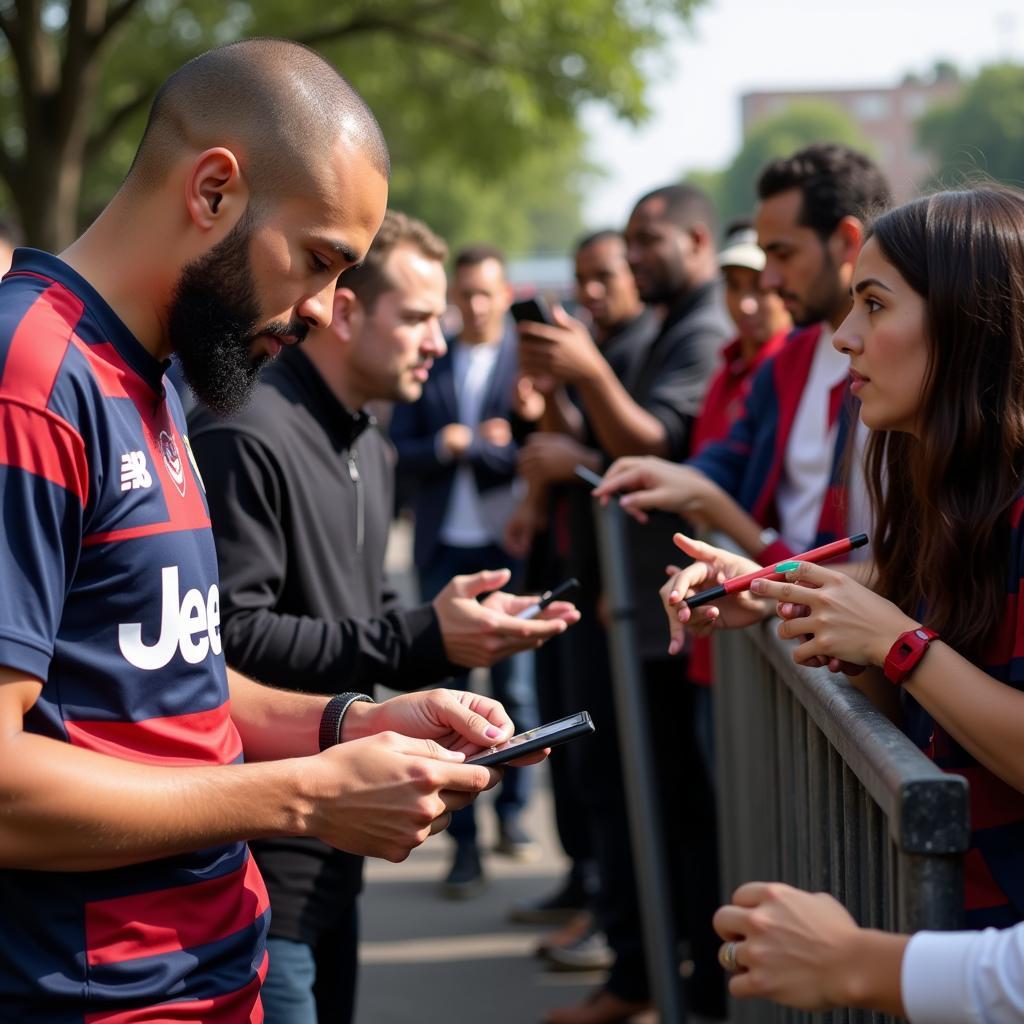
[
  {"xmin": 0, "ymin": 0, "xmax": 701, "ymax": 252},
  {"xmin": 917, "ymin": 63, "xmax": 1024, "ymax": 187},
  {"xmin": 696, "ymin": 100, "xmax": 873, "ymax": 226}
]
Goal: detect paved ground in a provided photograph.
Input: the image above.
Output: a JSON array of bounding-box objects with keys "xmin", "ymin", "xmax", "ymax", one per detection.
[
  {"xmin": 354, "ymin": 772, "xmax": 602, "ymax": 1023},
  {"xmin": 355, "ymin": 521, "xmax": 600, "ymax": 1022}
]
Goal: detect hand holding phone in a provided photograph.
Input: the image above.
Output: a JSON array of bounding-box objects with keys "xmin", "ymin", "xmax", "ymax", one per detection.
[
  {"xmin": 516, "ymin": 578, "xmax": 580, "ymax": 620},
  {"xmin": 466, "ymin": 711, "xmax": 595, "ymax": 767},
  {"xmin": 574, "ymin": 464, "xmax": 605, "ymax": 489},
  {"xmin": 510, "ymin": 296, "xmax": 555, "ymax": 326}
]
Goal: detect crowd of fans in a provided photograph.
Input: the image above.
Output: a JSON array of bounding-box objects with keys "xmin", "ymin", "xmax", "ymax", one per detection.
[{"xmin": 2, "ymin": 36, "xmax": 1024, "ymax": 1024}]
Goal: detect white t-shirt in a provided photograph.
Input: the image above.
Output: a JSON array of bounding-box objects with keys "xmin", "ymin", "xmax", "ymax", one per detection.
[
  {"xmin": 439, "ymin": 340, "xmax": 502, "ymax": 547},
  {"xmin": 775, "ymin": 326, "xmax": 858, "ymax": 552}
]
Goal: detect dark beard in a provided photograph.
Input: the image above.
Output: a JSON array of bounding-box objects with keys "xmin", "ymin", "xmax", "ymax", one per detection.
[{"xmin": 168, "ymin": 211, "xmax": 307, "ymax": 416}]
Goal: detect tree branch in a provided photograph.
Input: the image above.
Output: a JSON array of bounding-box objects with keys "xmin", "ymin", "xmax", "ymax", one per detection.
[
  {"xmin": 294, "ymin": 1, "xmax": 502, "ymax": 67},
  {"xmin": 100, "ymin": 0, "xmax": 146, "ymax": 43}
]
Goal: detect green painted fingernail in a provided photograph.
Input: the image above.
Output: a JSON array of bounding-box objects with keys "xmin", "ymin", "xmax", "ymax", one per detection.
[{"xmin": 774, "ymin": 561, "xmax": 800, "ymax": 572}]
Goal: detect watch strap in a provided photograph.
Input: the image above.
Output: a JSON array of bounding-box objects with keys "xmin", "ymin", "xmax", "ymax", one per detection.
[
  {"xmin": 318, "ymin": 692, "xmax": 375, "ymax": 751},
  {"xmin": 884, "ymin": 626, "xmax": 939, "ymax": 685}
]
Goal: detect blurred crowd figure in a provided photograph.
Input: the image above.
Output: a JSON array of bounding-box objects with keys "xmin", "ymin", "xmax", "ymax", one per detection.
[{"xmin": 391, "ymin": 245, "xmax": 542, "ymax": 896}]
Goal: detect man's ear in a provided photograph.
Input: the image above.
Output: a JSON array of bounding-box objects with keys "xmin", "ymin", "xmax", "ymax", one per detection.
[
  {"xmin": 830, "ymin": 215, "xmax": 864, "ymax": 268},
  {"xmin": 185, "ymin": 148, "xmax": 248, "ymax": 232},
  {"xmin": 689, "ymin": 222, "xmax": 715, "ymax": 253},
  {"xmin": 332, "ymin": 287, "xmax": 362, "ymax": 343}
]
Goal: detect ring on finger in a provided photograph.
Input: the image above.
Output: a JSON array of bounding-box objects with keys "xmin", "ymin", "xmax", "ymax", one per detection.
[{"xmin": 718, "ymin": 941, "xmax": 739, "ymax": 973}]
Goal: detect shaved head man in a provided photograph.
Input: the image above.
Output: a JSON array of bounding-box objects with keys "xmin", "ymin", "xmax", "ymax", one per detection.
[
  {"xmin": 0, "ymin": 39, "xmax": 558, "ymax": 1021},
  {"xmin": 67, "ymin": 37, "xmax": 390, "ymax": 414}
]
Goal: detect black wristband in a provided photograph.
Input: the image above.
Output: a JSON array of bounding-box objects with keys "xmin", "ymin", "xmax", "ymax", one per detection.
[{"xmin": 318, "ymin": 692, "xmax": 375, "ymax": 751}]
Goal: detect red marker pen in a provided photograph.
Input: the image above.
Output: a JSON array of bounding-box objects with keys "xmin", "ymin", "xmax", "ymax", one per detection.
[{"xmin": 683, "ymin": 533, "xmax": 869, "ymax": 608}]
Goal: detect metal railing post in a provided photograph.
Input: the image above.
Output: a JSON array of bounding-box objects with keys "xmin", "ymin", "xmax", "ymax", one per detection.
[{"xmin": 593, "ymin": 499, "xmax": 687, "ymax": 1023}]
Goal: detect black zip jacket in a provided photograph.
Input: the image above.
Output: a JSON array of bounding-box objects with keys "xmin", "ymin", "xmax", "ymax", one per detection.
[{"xmin": 188, "ymin": 346, "xmax": 457, "ymax": 939}]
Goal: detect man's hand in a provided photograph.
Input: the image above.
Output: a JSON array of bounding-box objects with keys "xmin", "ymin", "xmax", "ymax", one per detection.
[
  {"xmin": 345, "ymin": 688, "xmax": 549, "ymax": 769},
  {"xmin": 518, "ymin": 433, "xmax": 598, "ymax": 487},
  {"xmin": 518, "ymin": 305, "xmax": 605, "ymax": 385},
  {"xmin": 594, "ymin": 456, "xmax": 722, "ymax": 524},
  {"xmin": 478, "ymin": 417, "xmax": 513, "ymax": 447},
  {"xmin": 433, "ymin": 568, "xmax": 580, "ymax": 667},
  {"xmin": 305, "ymin": 732, "xmax": 499, "ymax": 862},
  {"xmin": 439, "ymin": 423, "xmax": 473, "ymax": 459},
  {"xmin": 513, "ymin": 374, "xmax": 548, "ymax": 422},
  {"xmin": 345, "ymin": 688, "xmax": 512, "ymax": 752},
  {"xmin": 713, "ymin": 882, "xmax": 908, "ymax": 1016}
]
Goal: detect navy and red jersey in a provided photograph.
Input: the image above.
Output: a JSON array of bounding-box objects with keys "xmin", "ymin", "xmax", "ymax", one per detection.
[
  {"xmin": 902, "ymin": 493, "xmax": 1024, "ymax": 930},
  {"xmin": 0, "ymin": 249, "xmax": 269, "ymax": 1021}
]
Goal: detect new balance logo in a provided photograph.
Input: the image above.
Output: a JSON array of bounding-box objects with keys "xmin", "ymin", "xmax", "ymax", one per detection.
[{"xmin": 120, "ymin": 451, "xmax": 152, "ymax": 491}]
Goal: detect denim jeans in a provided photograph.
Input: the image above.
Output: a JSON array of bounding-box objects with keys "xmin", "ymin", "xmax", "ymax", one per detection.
[{"xmin": 261, "ymin": 938, "xmax": 317, "ymax": 1024}]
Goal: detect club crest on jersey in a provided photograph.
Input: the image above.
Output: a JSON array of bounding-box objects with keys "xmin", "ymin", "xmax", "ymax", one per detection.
[{"xmin": 159, "ymin": 430, "xmax": 187, "ymax": 497}]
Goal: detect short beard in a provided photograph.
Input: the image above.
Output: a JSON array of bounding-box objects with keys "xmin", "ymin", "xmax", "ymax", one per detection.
[{"xmin": 168, "ymin": 209, "xmax": 306, "ymax": 416}]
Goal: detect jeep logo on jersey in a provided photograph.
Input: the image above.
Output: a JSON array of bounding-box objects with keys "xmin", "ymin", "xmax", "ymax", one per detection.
[
  {"xmin": 159, "ymin": 430, "xmax": 187, "ymax": 497},
  {"xmin": 118, "ymin": 566, "xmax": 222, "ymax": 670}
]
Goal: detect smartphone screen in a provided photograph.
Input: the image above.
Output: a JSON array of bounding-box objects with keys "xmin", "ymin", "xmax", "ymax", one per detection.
[
  {"xmin": 510, "ymin": 296, "xmax": 554, "ymax": 326},
  {"xmin": 466, "ymin": 711, "xmax": 594, "ymax": 767}
]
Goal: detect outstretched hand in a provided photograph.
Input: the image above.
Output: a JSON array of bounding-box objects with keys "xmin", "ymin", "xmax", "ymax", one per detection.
[
  {"xmin": 659, "ymin": 534, "xmax": 773, "ymax": 655},
  {"xmin": 434, "ymin": 568, "xmax": 580, "ymax": 668},
  {"xmin": 593, "ymin": 457, "xmax": 720, "ymax": 524}
]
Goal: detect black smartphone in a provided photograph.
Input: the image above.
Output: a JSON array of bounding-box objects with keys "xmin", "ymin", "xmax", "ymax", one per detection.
[
  {"xmin": 466, "ymin": 711, "xmax": 595, "ymax": 767},
  {"xmin": 574, "ymin": 464, "xmax": 604, "ymax": 489},
  {"xmin": 510, "ymin": 295, "xmax": 555, "ymax": 326},
  {"xmin": 515, "ymin": 577, "xmax": 580, "ymax": 620}
]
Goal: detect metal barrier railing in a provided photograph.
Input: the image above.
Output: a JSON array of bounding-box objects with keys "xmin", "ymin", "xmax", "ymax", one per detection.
[
  {"xmin": 714, "ymin": 616, "xmax": 970, "ymax": 1024},
  {"xmin": 594, "ymin": 500, "xmax": 969, "ymax": 1024}
]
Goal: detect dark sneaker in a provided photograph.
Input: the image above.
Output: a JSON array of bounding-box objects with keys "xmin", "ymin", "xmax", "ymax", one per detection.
[
  {"xmin": 508, "ymin": 878, "xmax": 588, "ymax": 924},
  {"xmin": 440, "ymin": 842, "xmax": 484, "ymax": 900},
  {"xmin": 543, "ymin": 925, "xmax": 615, "ymax": 972},
  {"xmin": 535, "ymin": 912, "xmax": 594, "ymax": 957},
  {"xmin": 494, "ymin": 818, "xmax": 542, "ymax": 862}
]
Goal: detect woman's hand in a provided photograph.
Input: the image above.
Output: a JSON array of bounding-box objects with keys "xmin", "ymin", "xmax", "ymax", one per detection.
[
  {"xmin": 660, "ymin": 534, "xmax": 774, "ymax": 655},
  {"xmin": 751, "ymin": 562, "xmax": 918, "ymax": 671}
]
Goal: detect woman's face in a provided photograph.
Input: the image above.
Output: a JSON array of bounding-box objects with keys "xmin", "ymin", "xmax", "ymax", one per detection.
[{"xmin": 833, "ymin": 237, "xmax": 929, "ymax": 435}]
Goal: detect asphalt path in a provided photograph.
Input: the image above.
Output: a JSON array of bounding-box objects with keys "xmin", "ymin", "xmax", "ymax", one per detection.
[{"xmin": 355, "ymin": 773, "xmax": 602, "ymax": 1023}]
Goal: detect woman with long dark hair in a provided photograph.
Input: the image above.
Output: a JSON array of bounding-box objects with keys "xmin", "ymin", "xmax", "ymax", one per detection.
[{"xmin": 664, "ymin": 184, "xmax": 1024, "ymax": 970}]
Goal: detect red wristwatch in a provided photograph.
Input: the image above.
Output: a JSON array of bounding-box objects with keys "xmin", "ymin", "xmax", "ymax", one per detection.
[{"xmin": 883, "ymin": 626, "xmax": 939, "ymax": 685}]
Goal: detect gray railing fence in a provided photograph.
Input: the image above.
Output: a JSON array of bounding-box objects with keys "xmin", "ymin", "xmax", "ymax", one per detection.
[
  {"xmin": 714, "ymin": 617, "xmax": 969, "ymax": 1024},
  {"xmin": 593, "ymin": 501, "xmax": 970, "ymax": 1024}
]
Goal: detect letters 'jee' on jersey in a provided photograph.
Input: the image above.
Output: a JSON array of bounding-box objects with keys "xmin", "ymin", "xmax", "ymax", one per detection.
[{"xmin": 0, "ymin": 250, "xmax": 269, "ymax": 1022}]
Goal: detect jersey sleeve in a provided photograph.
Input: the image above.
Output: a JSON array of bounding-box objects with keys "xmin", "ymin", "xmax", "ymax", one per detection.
[{"xmin": 0, "ymin": 399, "xmax": 86, "ymax": 680}]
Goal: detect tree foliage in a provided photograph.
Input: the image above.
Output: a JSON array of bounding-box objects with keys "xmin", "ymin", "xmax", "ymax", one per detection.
[
  {"xmin": 687, "ymin": 101, "xmax": 873, "ymax": 226},
  {"xmin": 0, "ymin": 0, "xmax": 700, "ymax": 252},
  {"xmin": 917, "ymin": 63, "xmax": 1024, "ymax": 188}
]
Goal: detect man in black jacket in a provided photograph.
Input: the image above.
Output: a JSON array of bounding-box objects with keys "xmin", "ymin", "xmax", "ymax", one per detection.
[{"xmin": 189, "ymin": 210, "xmax": 578, "ymax": 1024}]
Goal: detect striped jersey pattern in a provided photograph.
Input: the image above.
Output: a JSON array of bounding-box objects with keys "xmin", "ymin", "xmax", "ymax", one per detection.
[
  {"xmin": 0, "ymin": 249, "xmax": 269, "ymax": 1021},
  {"xmin": 903, "ymin": 494, "xmax": 1024, "ymax": 929}
]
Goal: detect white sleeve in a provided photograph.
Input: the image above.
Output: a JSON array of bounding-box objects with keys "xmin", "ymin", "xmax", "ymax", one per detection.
[{"xmin": 902, "ymin": 925, "xmax": 1024, "ymax": 1024}]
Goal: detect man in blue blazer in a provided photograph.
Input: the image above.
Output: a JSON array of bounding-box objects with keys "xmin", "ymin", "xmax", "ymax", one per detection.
[{"xmin": 391, "ymin": 244, "xmax": 540, "ymax": 896}]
